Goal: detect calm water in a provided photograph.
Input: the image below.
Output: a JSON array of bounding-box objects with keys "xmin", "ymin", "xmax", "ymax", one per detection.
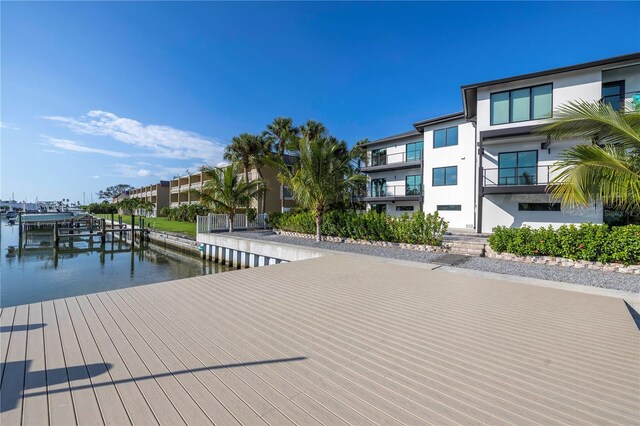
[{"xmin": 0, "ymin": 219, "xmax": 229, "ymax": 307}]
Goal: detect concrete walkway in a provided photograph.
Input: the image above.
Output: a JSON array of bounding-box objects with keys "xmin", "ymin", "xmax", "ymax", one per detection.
[{"xmin": 1, "ymin": 254, "xmax": 639, "ymax": 425}]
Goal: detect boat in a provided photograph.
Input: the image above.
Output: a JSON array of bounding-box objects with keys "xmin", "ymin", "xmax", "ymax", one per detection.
[
  {"xmin": 5, "ymin": 210, "xmax": 17, "ymax": 220},
  {"xmin": 20, "ymin": 211, "xmax": 91, "ymax": 223}
]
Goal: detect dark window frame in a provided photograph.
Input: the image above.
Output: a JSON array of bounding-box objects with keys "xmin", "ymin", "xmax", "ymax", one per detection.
[
  {"xmin": 405, "ymin": 175, "xmax": 422, "ymax": 195},
  {"xmin": 432, "ymin": 166, "xmax": 458, "ymax": 187},
  {"xmin": 396, "ymin": 205, "xmax": 414, "ymax": 212},
  {"xmin": 405, "ymin": 141, "xmax": 424, "ymax": 161},
  {"xmin": 490, "ymin": 83, "xmax": 553, "ymax": 125},
  {"xmin": 498, "ymin": 150, "xmax": 538, "ymax": 185},
  {"xmin": 370, "ymin": 204, "xmax": 387, "ymax": 214},
  {"xmin": 437, "ymin": 205, "xmax": 462, "ymax": 211},
  {"xmin": 602, "ymin": 80, "xmax": 625, "ymax": 111},
  {"xmin": 370, "ymin": 178, "xmax": 387, "ymax": 197},
  {"xmin": 370, "ymin": 148, "xmax": 387, "ymax": 166},
  {"xmin": 433, "ymin": 126, "xmax": 459, "ymax": 149},
  {"xmin": 518, "ymin": 203, "xmax": 561, "ymax": 212}
]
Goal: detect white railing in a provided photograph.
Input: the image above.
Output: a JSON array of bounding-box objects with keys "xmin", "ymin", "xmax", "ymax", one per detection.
[{"xmin": 197, "ymin": 213, "xmax": 269, "ymax": 233}]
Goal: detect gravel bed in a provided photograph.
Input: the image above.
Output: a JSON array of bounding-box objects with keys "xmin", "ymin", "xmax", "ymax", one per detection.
[{"xmin": 237, "ymin": 230, "xmax": 640, "ymax": 293}]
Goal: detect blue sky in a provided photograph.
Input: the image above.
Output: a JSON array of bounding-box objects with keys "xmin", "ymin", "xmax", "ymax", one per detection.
[{"xmin": 2, "ymin": 1, "xmax": 639, "ymax": 202}]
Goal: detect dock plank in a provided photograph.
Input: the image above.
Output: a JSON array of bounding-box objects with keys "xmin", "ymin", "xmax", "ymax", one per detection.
[
  {"xmin": 64, "ymin": 297, "xmax": 131, "ymax": 425},
  {"xmin": 42, "ymin": 300, "xmax": 77, "ymax": 425},
  {"xmin": 22, "ymin": 303, "xmax": 49, "ymax": 426},
  {"xmin": 53, "ymin": 299, "xmax": 104, "ymax": 425},
  {"xmin": 0, "ymin": 305, "xmax": 29, "ymax": 426},
  {"xmin": 1, "ymin": 253, "xmax": 638, "ymax": 425}
]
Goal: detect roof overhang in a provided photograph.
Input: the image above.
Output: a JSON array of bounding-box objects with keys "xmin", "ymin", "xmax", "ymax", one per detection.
[{"xmin": 413, "ymin": 112, "xmax": 465, "ymax": 132}]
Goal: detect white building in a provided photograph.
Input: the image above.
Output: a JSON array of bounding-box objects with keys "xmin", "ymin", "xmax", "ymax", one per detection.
[{"xmin": 360, "ymin": 52, "xmax": 640, "ymax": 233}]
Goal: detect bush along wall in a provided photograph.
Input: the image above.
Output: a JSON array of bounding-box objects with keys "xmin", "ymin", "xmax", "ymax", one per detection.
[
  {"xmin": 488, "ymin": 224, "xmax": 640, "ymax": 265},
  {"xmin": 270, "ymin": 210, "xmax": 449, "ymax": 247}
]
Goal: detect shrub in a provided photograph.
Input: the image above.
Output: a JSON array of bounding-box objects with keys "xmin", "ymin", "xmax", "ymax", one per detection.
[
  {"xmin": 272, "ymin": 210, "xmax": 448, "ymax": 246},
  {"xmin": 488, "ymin": 224, "xmax": 640, "ymax": 265}
]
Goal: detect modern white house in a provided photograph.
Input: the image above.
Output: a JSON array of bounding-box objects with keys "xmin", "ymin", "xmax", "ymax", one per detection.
[{"xmin": 360, "ymin": 52, "xmax": 640, "ymax": 233}]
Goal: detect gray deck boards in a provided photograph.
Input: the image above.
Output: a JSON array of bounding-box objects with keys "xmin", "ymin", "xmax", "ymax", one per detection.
[{"xmin": 1, "ymin": 254, "xmax": 639, "ymax": 425}]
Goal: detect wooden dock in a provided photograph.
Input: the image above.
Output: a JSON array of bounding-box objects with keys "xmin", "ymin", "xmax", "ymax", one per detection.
[{"xmin": 1, "ymin": 254, "xmax": 639, "ymax": 425}]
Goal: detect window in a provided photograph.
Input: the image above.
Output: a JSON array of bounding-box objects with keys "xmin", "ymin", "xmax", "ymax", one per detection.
[
  {"xmin": 518, "ymin": 203, "xmax": 561, "ymax": 211},
  {"xmin": 490, "ymin": 84, "xmax": 552, "ymax": 125},
  {"xmin": 371, "ymin": 204, "xmax": 386, "ymax": 214},
  {"xmin": 371, "ymin": 178, "xmax": 386, "ymax": 197},
  {"xmin": 498, "ymin": 150, "xmax": 537, "ymax": 185},
  {"xmin": 371, "ymin": 148, "xmax": 387, "ymax": 166},
  {"xmin": 406, "ymin": 141, "xmax": 423, "ymax": 161},
  {"xmin": 396, "ymin": 206, "xmax": 414, "ymax": 212},
  {"xmin": 602, "ymin": 81, "xmax": 624, "ymax": 111},
  {"xmin": 437, "ymin": 205, "xmax": 462, "ymax": 211},
  {"xmin": 405, "ymin": 175, "xmax": 422, "ymax": 195},
  {"xmin": 432, "ymin": 166, "xmax": 458, "ymax": 186},
  {"xmin": 433, "ymin": 126, "xmax": 458, "ymax": 148}
]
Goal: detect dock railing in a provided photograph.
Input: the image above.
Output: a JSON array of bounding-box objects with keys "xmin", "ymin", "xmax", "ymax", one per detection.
[{"xmin": 197, "ymin": 213, "xmax": 268, "ymax": 233}]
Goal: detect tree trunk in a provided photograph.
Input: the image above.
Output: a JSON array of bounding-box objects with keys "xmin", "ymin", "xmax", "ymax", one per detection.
[
  {"xmin": 315, "ymin": 214, "xmax": 322, "ymax": 242},
  {"xmin": 257, "ymin": 167, "xmax": 266, "ymax": 214},
  {"xmin": 280, "ymin": 152, "xmax": 285, "ymax": 214},
  {"xmin": 244, "ymin": 164, "xmax": 251, "ymax": 214},
  {"xmin": 228, "ymin": 214, "xmax": 234, "ymax": 233}
]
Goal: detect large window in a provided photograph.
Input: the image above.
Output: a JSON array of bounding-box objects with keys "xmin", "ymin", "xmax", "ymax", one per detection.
[
  {"xmin": 437, "ymin": 205, "xmax": 462, "ymax": 211},
  {"xmin": 405, "ymin": 175, "xmax": 422, "ymax": 195},
  {"xmin": 433, "ymin": 126, "xmax": 458, "ymax": 148},
  {"xmin": 371, "ymin": 204, "xmax": 386, "ymax": 214},
  {"xmin": 602, "ymin": 81, "xmax": 624, "ymax": 111},
  {"xmin": 370, "ymin": 148, "xmax": 386, "ymax": 166},
  {"xmin": 406, "ymin": 141, "xmax": 424, "ymax": 161},
  {"xmin": 490, "ymin": 84, "xmax": 552, "ymax": 125},
  {"xmin": 396, "ymin": 206, "xmax": 414, "ymax": 212},
  {"xmin": 498, "ymin": 150, "xmax": 537, "ymax": 185},
  {"xmin": 432, "ymin": 166, "xmax": 458, "ymax": 186},
  {"xmin": 371, "ymin": 178, "xmax": 386, "ymax": 197}
]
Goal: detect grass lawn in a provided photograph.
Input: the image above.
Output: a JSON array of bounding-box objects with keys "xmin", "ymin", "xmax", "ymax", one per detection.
[{"xmin": 96, "ymin": 214, "xmax": 197, "ymax": 238}]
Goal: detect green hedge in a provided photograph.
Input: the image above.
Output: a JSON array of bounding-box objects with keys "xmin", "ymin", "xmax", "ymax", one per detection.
[
  {"xmin": 488, "ymin": 224, "xmax": 640, "ymax": 265},
  {"xmin": 270, "ymin": 210, "xmax": 448, "ymax": 246}
]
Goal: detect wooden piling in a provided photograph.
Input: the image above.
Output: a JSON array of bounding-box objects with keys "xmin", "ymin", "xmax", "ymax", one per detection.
[
  {"xmin": 53, "ymin": 222, "xmax": 59, "ymax": 246},
  {"xmin": 131, "ymin": 214, "xmax": 135, "ymax": 247}
]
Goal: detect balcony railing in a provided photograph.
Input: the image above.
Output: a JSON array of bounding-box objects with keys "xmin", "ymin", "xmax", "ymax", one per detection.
[
  {"xmin": 601, "ymin": 91, "xmax": 640, "ymax": 112},
  {"xmin": 364, "ymin": 151, "xmax": 423, "ymax": 168},
  {"xmin": 366, "ymin": 184, "xmax": 423, "ymax": 198},
  {"xmin": 483, "ymin": 165, "xmax": 555, "ymax": 187}
]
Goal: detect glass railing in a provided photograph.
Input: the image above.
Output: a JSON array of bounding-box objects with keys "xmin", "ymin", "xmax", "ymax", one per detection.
[
  {"xmin": 601, "ymin": 91, "xmax": 640, "ymax": 112},
  {"xmin": 367, "ymin": 184, "xmax": 423, "ymax": 197},
  {"xmin": 366, "ymin": 151, "xmax": 423, "ymax": 167},
  {"xmin": 483, "ymin": 165, "xmax": 553, "ymax": 187}
]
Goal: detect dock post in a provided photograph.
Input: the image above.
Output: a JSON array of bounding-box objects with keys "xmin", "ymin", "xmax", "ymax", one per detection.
[
  {"xmin": 53, "ymin": 222, "xmax": 59, "ymax": 247},
  {"xmin": 118, "ymin": 215, "xmax": 123, "ymax": 239},
  {"xmin": 131, "ymin": 214, "xmax": 135, "ymax": 247},
  {"xmin": 141, "ymin": 217, "xmax": 145, "ymax": 244},
  {"xmin": 18, "ymin": 213, "xmax": 22, "ymax": 238},
  {"xmin": 100, "ymin": 219, "xmax": 106, "ymax": 245},
  {"xmin": 110, "ymin": 212, "xmax": 115, "ymax": 229}
]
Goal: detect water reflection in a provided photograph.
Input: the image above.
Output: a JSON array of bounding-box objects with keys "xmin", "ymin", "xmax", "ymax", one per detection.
[{"xmin": 1, "ymin": 219, "xmax": 229, "ymax": 307}]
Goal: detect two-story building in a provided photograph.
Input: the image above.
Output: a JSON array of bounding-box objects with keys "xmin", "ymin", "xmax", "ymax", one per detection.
[{"xmin": 360, "ymin": 52, "xmax": 640, "ymax": 233}]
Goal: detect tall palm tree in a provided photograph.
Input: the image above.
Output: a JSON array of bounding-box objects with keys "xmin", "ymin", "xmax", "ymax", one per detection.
[
  {"xmin": 540, "ymin": 100, "xmax": 640, "ymax": 212},
  {"xmin": 279, "ymin": 135, "xmax": 365, "ymax": 242},
  {"xmin": 250, "ymin": 134, "xmax": 274, "ymax": 214},
  {"xmin": 298, "ymin": 120, "xmax": 327, "ymax": 143},
  {"xmin": 265, "ymin": 117, "xmax": 298, "ymax": 160},
  {"xmin": 193, "ymin": 163, "xmax": 265, "ymax": 232},
  {"xmin": 265, "ymin": 117, "xmax": 299, "ymax": 213},
  {"xmin": 224, "ymin": 133, "xmax": 254, "ymax": 186}
]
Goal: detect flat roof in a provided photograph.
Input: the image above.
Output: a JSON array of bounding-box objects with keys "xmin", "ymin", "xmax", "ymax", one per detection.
[
  {"xmin": 361, "ymin": 129, "xmax": 422, "ymax": 148},
  {"xmin": 413, "ymin": 111, "xmax": 464, "ymax": 131}
]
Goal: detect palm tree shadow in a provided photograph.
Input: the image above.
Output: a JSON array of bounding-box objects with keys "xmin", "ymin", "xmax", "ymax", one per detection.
[
  {"xmin": 0, "ymin": 324, "xmax": 46, "ymax": 333},
  {"xmin": 2, "ymin": 356, "xmax": 306, "ymax": 413}
]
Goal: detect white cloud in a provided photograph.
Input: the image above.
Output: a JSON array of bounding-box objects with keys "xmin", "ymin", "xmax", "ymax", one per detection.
[
  {"xmin": 111, "ymin": 162, "xmax": 200, "ymax": 180},
  {"xmin": 44, "ymin": 137, "xmax": 129, "ymax": 158},
  {"xmin": 44, "ymin": 110, "xmax": 224, "ymax": 163},
  {"xmin": 91, "ymin": 175, "xmax": 100, "ymax": 179},
  {"xmin": 0, "ymin": 122, "xmax": 19, "ymax": 130}
]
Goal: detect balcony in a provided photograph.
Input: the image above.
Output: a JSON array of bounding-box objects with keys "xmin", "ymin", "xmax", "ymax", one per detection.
[
  {"xmin": 363, "ymin": 184, "xmax": 423, "ymax": 202},
  {"xmin": 483, "ymin": 165, "xmax": 555, "ymax": 194},
  {"xmin": 360, "ymin": 152, "xmax": 422, "ymax": 173},
  {"xmin": 601, "ymin": 91, "xmax": 640, "ymax": 112}
]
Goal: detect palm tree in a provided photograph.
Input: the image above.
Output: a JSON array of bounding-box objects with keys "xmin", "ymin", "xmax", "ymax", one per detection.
[
  {"xmin": 279, "ymin": 135, "xmax": 365, "ymax": 242},
  {"xmin": 250, "ymin": 134, "xmax": 274, "ymax": 214},
  {"xmin": 540, "ymin": 100, "xmax": 640, "ymax": 212},
  {"xmin": 193, "ymin": 162, "xmax": 265, "ymax": 232},
  {"xmin": 298, "ymin": 120, "xmax": 327, "ymax": 143},
  {"xmin": 265, "ymin": 118, "xmax": 299, "ymax": 212},
  {"xmin": 224, "ymin": 133, "xmax": 254, "ymax": 186}
]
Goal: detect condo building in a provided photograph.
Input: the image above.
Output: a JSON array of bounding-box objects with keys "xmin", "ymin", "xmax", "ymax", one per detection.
[
  {"xmin": 128, "ymin": 181, "xmax": 170, "ymax": 217},
  {"xmin": 169, "ymin": 158, "xmax": 297, "ymax": 214},
  {"xmin": 360, "ymin": 52, "xmax": 640, "ymax": 233}
]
